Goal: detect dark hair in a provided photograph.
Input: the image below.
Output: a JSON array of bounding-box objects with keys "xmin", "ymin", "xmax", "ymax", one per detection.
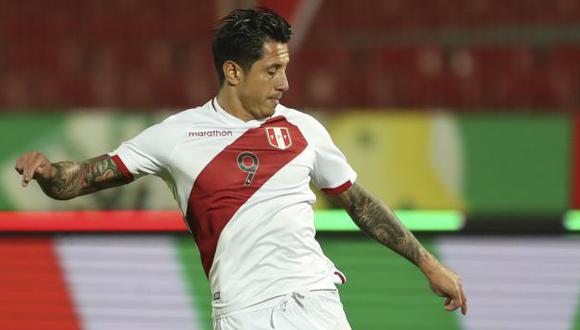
[{"xmin": 212, "ymin": 7, "xmax": 293, "ymax": 86}]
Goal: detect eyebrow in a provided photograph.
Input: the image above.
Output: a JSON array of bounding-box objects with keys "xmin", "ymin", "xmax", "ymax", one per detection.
[
  {"xmin": 266, "ymin": 64, "xmax": 283, "ymax": 69},
  {"xmin": 266, "ymin": 59, "xmax": 289, "ymax": 69}
]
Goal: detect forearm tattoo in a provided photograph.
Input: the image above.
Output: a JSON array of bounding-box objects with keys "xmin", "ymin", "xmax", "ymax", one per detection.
[
  {"xmin": 337, "ymin": 183, "xmax": 434, "ymax": 267},
  {"xmin": 39, "ymin": 155, "xmax": 129, "ymax": 200}
]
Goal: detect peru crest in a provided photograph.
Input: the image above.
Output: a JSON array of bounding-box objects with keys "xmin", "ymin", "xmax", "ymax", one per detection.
[{"xmin": 266, "ymin": 127, "xmax": 292, "ymax": 150}]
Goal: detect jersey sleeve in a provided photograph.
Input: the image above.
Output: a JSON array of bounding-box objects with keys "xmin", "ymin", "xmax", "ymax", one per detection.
[
  {"xmin": 307, "ymin": 116, "xmax": 357, "ymax": 194},
  {"xmin": 107, "ymin": 123, "xmax": 173, "ymax": 181}
]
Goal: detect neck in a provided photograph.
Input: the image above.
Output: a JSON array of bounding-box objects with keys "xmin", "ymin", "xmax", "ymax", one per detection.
[{"xmin": 216, "ymin": 87, "xmax": 256, "ymax": 122}]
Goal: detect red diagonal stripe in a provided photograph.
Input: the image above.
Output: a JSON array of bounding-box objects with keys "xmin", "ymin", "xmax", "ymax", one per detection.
[{"xmin": 186, "ymin": 116, "xmax": 307, "ymax": 276}]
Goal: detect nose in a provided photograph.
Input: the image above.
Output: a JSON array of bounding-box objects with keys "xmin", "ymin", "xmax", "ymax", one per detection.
[{"xmin": 276, "ymin": 70, "xmax": 289, "ymax": 92}]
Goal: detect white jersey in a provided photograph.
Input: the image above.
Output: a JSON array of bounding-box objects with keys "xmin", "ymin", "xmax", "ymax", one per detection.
[{"xmin": 109, "ymin": 98, "xmax": 357, "ymax": 316}]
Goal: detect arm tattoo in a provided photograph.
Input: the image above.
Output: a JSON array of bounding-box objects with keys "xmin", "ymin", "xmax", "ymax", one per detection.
[
  {"xmin": 336, "ymin": 183, "xmax": 435, "ymax": 267},
  {"xmin": 38, "ymin": 155, "xmax": 130, "ymax": 200}
]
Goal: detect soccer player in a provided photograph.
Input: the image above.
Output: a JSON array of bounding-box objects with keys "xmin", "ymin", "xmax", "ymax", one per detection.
[{"xmin": 14, "ymin": 7, "xmax": 466, "ymax": 330}]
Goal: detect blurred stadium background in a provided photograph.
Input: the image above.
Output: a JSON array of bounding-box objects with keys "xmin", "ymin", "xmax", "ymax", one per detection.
[{"xmin": 1, "ymin": 0, "xmax": 580, "ymax": 329}]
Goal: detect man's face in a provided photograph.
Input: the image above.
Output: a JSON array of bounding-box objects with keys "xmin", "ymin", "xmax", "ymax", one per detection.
[{"xmin": 237, "ymin": 41, "xmax": 290, "ymax": 120}]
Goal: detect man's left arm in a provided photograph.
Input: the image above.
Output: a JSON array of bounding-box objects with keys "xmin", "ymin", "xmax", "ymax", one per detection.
[{"xmin": 333, "ymin": 182, "xmax": 467, "ymax": 315}]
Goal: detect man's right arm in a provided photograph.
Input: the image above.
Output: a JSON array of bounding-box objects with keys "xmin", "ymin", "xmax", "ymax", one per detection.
[{"xmin": 14, "ymin": 152, "xmax": 131, "ymax": 200}]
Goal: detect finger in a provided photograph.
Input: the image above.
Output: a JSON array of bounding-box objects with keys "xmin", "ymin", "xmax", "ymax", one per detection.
[
  {"xmin": 18, "ymin": 155, "xmax": 33, "ymax": 187},
  {"xmin": 22, "ymin": 161, "xmax": 41, "ymax": 187},
  {"xmin": 444, "ymin": 285, "xmax": 464, "ymax": 312},
  {"xmin": 445, "ymin": 298, "xmax": 461, "ymax": 311},
  {"xmin": 15, "ymin": 155, "xmax": 28, "ymax": 172},
  {"xmin": 22, "ymin": 154, "xmax": 41, "ymax": 179},
  {"xmin": 22, "ymin": 171, "xmax": 32, "ymax": 187},
  {"xmin": 444, "ymin": 299, "xmax": 456, "ymax": 310},
  {"xmin": 14, "ymin": 158, "xmax": 24, "ymax": 174},
  {"xmin": 460, "ymin": 286, "xmax": 468, "ymax": 315},
  {"xmin": 455, "ymin": 285, "xmax": 464, "ymax": 311}
]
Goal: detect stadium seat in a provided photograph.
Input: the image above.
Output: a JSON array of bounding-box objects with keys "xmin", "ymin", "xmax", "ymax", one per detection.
[{"xmin": 287, "ymin": 49, "xmax": 352, "ymax": 109}]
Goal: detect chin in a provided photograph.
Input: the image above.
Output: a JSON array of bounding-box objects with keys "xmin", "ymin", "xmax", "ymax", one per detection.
[{"xmin": 261, "ymin": 106, "xmax": 276, "ymax": 118}]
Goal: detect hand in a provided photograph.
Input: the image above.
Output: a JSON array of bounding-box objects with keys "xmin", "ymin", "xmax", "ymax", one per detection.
[
  {"xmin": 14, "ymin": 152, "xmax": 57, "ymax": 187},
  {"xmin": 424, "ymin": 263, "xmax": 467, "ymax": 315}
]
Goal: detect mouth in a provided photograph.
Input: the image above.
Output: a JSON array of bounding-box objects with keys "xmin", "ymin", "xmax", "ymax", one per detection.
[{"xmin": 268, "ymin": 95, "xmax": 282, "ymax": 105}]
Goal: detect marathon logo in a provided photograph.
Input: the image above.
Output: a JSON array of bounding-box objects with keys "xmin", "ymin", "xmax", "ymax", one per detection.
[{"xmin": 189, "ymin": 130, "xmax": 233, "ymax": 137}]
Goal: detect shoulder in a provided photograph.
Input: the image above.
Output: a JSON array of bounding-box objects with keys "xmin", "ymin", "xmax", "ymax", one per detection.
[
  {"xmin": 128, "ymin": 101, "xmax": 215, "ymax": 146},
  {"xmin": 276, "ymin": 105, "xmax": 344, "ymax": 157},
  {"xmin": 160, "ymin": 100, "xmax": 215, "ymax": 127},
  {"xmin": 276, "ymin": 104, "xmax": 328, "ymax": 136},
  {"xmin": 143, "ymin": 100, "xmax": 218, "ymax": 135}
]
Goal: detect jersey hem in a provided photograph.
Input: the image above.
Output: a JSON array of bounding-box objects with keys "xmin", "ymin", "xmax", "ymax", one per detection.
[
  {"xmin": 321, "ymin": 180, "xmax": 352, "ymax": 195},
  {"xmin": 211, "ymin": 283, "xmax": 338, "ymax": 318},
  {"xmin": 111, "ymin": 154, "xmax": 134, "ymax": 182}
]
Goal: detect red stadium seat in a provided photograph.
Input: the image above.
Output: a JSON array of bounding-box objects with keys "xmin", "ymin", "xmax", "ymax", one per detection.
[
  {"xmin": 465, "ymin": 46, "xmax": 536, "ymax": 108},
  {"xmin": 364, "ymin": 47, "xmax": 420, "ymax": 107},
  {"xmin": 549, "ymin": 46, "xmax": 580, "ymax": 75},
  {"xmin": 286, "ymin": 48, "xmax": 352, "ymax": 109},
  {"xmin": 2, "ymin": 0, "xmax": 580, "ymax": 110}
]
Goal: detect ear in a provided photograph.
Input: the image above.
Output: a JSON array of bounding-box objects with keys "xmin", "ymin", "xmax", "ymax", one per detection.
[{"xmin": 223, "ymin": 61, "xmax": 244, "ymax": 86}]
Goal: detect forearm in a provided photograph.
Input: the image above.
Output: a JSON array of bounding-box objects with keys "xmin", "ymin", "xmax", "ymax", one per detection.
[
  {"xmin": 36, "ymin": 161, "xmax": 81, "ymax": 200},
  {"xmin": 337, "ymin": 183, "xmax": 439, "ymax": 272},
  {"xmin": 38, "ymin": 155, "xmax": 127, "ymax": 200}
]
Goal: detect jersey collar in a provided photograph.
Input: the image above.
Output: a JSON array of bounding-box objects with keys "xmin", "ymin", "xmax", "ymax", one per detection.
[{"xmin": 211, "ymin": 97, "xmax": 279, "ymax": 127}]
